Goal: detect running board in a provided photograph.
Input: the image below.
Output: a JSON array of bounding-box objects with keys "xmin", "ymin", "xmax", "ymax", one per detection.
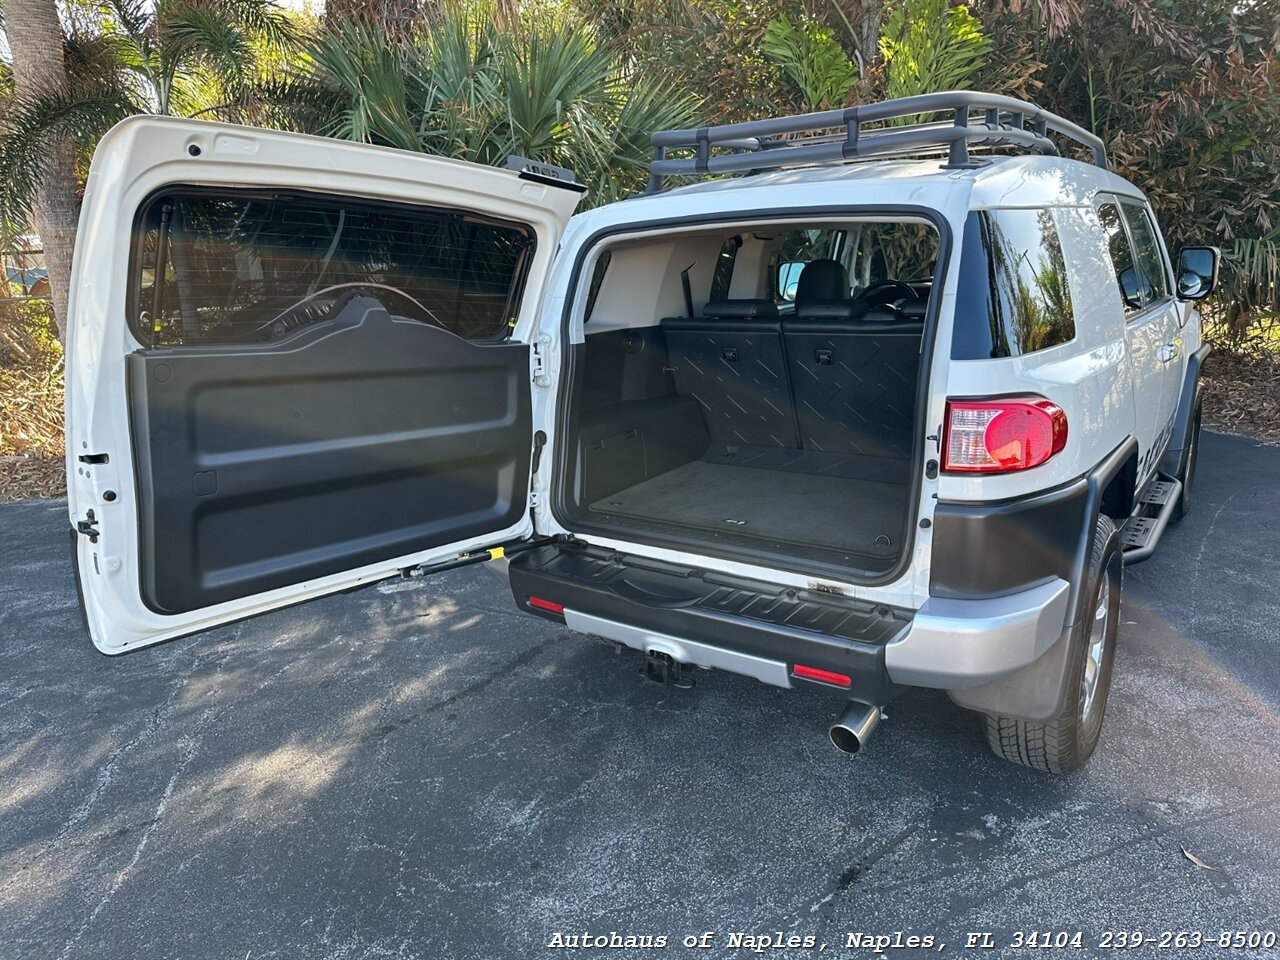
[{"xmin": 1120, "ymin": 476, "xmax": 1182, "ymax": 565}]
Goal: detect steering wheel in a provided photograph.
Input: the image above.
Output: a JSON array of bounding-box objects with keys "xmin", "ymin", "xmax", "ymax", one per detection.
[
  {"xmin": 859, "ymin": 279, "xmax": 918, "ymax": 307},
  {"xmin": 263, "ymin": 282, "xmax": 444, "ymax": 339}
]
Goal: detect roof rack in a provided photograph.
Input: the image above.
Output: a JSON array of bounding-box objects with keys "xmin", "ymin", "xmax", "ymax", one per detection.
[{"xmin": 645, "ymin": 90, "xmax": 1107, "ymax": 193}]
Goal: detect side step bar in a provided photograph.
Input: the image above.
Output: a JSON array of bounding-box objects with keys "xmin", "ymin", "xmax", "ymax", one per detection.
[{"xmin": 1120, "ymin": 475, "xmax": 1182, "ymax": 565}]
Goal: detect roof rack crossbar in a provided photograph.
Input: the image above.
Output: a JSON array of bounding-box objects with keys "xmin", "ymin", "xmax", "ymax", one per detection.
[{"xmin": 644, "ymin": 90, "xmax": 1107, "ymax": 193}]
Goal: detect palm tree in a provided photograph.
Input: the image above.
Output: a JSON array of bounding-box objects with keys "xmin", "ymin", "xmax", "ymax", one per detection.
[
  {"xmin": 273, "ymin": 6, "xmax": 702, "ymax": 205},
  {"xmin": 2, "ymin": 0, "xmax": 80, "ymax": 341},
  {"xmin": 0, "ymin": 0, "xmax": 295, "ymax": 338}
]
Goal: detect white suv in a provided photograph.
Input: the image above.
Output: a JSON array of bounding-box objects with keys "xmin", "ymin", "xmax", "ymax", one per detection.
[{"xmin": 65, "ymin": 92, "xmax": 1219, "ymax": 772}]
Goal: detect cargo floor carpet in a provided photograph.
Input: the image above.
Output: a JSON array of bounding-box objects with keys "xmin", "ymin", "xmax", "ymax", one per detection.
[{"xmin": 587, "ymin": 460, "xmax": 907, "ymax": 557}]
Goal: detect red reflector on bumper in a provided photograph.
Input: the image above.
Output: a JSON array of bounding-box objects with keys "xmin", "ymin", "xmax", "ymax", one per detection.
[
  {"xmin": 528, "ymin": 596, "xmax": 564, "ymax": 615},
  {"xmin": 792, "ymin": 664, "xmax": 852, "ymax": 687}
]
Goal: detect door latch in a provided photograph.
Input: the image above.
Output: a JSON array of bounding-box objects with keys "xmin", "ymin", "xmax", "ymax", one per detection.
[
  {"xmin": 531, "ymin": 334, "xmax": 553, "ymax": 387},
  {"xmin": 75, "ymin": 509, "xmax": 101, "ymax": 543}
]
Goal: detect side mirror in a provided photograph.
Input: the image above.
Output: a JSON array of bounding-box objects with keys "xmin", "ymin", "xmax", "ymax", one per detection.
[
  {"xmin": 1117, "ymin": 265, "xmax": 1143, "ymax": 309},
  {"xmin": 778, "ymin": 261, "xmax": 805, "ymax": 301},
  {"xmin": 1176, "ymin": 246, "xmax": 1219, "ymax": 301}
]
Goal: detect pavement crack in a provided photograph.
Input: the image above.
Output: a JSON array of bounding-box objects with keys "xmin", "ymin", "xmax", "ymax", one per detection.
[
  {"xmin": 54, "ymin": 715, "xmax": 210, "ymax": 960},
  {"xmin": 419, "ymin": 633, "xmax": 565, "ymax": 718}
]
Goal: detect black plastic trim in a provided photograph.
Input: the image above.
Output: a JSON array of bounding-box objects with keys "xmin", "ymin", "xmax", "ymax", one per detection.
[
  {"xmin": 550, "ymin": 205, "xmax": 951, "ymax": 589},
  {"xmin": 930, "ymin": 437, "xmax": 1138, "ymax": 617},
  {"xmin": 509, "ymin": 541, "xmax": 910, "ymax": 704},
  {"xmin": 1158, "ymin": 341, "xmax": 1211, "ymax": 479}
]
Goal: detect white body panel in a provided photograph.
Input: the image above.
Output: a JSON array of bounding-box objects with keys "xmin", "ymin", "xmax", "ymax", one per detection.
[{"xmin": 67, "ymin": 117, "xmax": 578, "ymax": 653}]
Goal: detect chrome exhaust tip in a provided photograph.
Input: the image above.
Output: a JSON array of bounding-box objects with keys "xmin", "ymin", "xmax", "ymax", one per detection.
[{"xmin": 829, "ymin": 702, "xmax": 881, "ymax": 754}]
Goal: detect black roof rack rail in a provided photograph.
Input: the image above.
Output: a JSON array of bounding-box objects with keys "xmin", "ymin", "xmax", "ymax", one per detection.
[{"xmin": 644, "ymin": 90, "xmax": 1107, "ymax": 193}]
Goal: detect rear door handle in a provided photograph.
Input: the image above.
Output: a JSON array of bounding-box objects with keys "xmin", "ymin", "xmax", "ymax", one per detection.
[{"xmin": 1156, "ymin": 342, "xmax": 1180, "ymax": 363}]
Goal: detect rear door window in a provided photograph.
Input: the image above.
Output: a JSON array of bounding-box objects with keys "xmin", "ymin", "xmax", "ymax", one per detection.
[
  {"xmin": 131, "ymin": 188, "xmax": 536, "ymax": 346},
  {"xmin": 1098, "ymin": 202, "xmax": 1144, "ymax": 316},
  {"xmin": 1120, "ymin": 202, "xmax": 1171, "ymax": 305}
]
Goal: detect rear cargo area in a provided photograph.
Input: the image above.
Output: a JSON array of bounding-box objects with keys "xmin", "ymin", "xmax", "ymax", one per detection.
[{"xmin": 560, "ymin": 218, "xmax": 937, "ymax": 578}]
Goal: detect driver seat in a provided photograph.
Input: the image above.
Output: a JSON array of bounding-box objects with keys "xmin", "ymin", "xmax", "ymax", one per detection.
[{"xmin": 793, "ymin": 259, "xmax": 857, "ymax": 320}]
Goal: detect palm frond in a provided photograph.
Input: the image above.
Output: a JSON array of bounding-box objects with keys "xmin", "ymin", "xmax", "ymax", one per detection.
[{"xmin": 0, "ymin": 85, "xmax": 138, "ymax": 224}]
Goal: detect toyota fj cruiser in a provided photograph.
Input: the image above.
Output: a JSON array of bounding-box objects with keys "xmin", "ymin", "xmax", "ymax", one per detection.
[{"xmin": 66, "ymin": 92, "xmax": 1219, "ymax": 772}]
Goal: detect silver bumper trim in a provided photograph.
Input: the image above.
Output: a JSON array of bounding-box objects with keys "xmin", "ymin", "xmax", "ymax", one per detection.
[
  {"xmin": 885, "ymin": 578, "xmax": 1072, "ymax": 689},
  {"xmin": 563, "ymin": 609, "xmax": 793, "ymax": 688}
]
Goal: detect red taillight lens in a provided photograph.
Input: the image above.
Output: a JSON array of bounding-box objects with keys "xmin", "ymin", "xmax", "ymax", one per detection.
[
  {"xmin": 942, "ymin": 398, "xmax": 1067, "ymax": 473},
  {"xmin": 528, "ymin": 596, "xmax": 564, "ymax": 615},
  {"xmin": 792, "ymin": 664, "xmax": 853, "ymax": 687}
]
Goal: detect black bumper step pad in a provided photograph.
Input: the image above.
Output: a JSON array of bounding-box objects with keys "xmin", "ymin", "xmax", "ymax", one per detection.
[{"xmin": 508, "ymin": 541, "xmax": 911, "ymax": 703}]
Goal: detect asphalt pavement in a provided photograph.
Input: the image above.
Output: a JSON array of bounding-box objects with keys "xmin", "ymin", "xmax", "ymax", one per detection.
[{"xmin": 1, "ymin": 431, "xmax": 1277, "ymax": 959}]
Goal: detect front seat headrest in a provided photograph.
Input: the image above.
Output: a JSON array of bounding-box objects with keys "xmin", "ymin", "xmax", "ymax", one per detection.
[{"xmin": 795, "ymin": 259, "xmax": 849, "ymax": 307}]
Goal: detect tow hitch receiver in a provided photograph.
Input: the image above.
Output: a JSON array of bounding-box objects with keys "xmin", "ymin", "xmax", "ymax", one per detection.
[{"xmin": 643, "ymin": 650, "xmax": 695, "ymax": 689}]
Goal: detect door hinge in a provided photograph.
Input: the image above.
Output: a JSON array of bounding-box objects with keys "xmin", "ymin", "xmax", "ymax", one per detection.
[
  {"xmin": 75, "ymin": 509, "xmax": 101, "ymax": 543},
  {"xmin": 531, "ymin": 335, "xmax": 553, "ymax": 387}
]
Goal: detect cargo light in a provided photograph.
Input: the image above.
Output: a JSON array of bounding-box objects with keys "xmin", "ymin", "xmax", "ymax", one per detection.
[
  {"xmin": 793, "ymin": 664, "xmax": 853, "ymax": 687},
  {"xmin": 942, "ymin": 397, "xmax": 1067, "ymax": 473}
]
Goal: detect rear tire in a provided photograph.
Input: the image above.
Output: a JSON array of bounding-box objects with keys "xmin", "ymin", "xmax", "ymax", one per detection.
[
  {"xmin": 984, "ymin": 514, "xmax": 1122, "ymax": 773},
  {"xmin": 1170, "ymin": 397, "xmax": 1201, "ymax": 524}
]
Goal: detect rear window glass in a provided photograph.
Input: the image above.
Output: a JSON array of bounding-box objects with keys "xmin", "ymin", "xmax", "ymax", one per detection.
[
  {"xmin": 952, "ymin": 209, "xmax": 1075, "ymax": 360},
  {"xmin": 130, "ymin": 189, "xmax": 535, "ymax": 346}
]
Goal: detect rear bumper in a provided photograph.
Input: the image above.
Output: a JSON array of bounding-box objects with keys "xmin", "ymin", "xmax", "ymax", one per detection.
[
  {"xmin": 885, "ymin": 578, "xmax": 1070, "ymax": 688},
  {"xmin": 509, "ymin": 543, "xmax": 1071, "ymax": 700}
]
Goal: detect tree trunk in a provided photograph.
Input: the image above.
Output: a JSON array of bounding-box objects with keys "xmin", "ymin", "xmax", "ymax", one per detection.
[{"xmin": 4, "ymin": 0, "xmax": 79, "ymax": 343}]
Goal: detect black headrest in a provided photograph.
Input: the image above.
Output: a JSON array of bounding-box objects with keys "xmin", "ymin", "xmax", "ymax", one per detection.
[
  {"xmin": 795, "ymin": 301, "xmax": 860, "ymax": 320},
  {"xmin": 795, "ymin": 259, "xmax": 849, "ymax": 307},
  {"xmin": 896, "ymin": 297, "xmax": 929, "ymax": 319},
  {"xmin": 702, "ymin": 298, "xmax": 779, "ymax": 319}
]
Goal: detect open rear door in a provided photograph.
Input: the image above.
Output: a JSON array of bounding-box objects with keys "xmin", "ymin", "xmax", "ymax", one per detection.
[{"xmin": 65, "ymin": 117, "xmax": 582, "ymax": 653}]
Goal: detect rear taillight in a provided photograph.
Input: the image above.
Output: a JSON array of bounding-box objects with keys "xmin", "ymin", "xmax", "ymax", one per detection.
[{"xmin": 942, "ymin": 397, "xmax": 1067, "ymax": 473}]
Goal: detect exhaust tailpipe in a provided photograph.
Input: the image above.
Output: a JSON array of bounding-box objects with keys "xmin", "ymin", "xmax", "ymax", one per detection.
[{"xmin": 829, "ymin": 703, "xmax": 881, "ymax": 754}]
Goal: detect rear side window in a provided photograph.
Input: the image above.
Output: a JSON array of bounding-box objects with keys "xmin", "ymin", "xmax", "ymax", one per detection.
[
  {"xmin": 131, "ymin": 188, "xmax": 535, "ymax": 346},
  {"xmin": 1120, "ymin": 202, "xmax": 1171, "ymax": 304},
  {"xmin": 1098, "ymin": 202, "xmax": 1143, "ymax": 315},
  {"xmin": 951, "ymin": 209, "xmax": 1075, "ymax": 360}
]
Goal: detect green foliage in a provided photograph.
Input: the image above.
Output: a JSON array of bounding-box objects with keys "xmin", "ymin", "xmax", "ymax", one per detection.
[
  {"xmin": 1208, "ymin": 237, "xmax": 1280, "ymax": 351},
  {"xmin": 275, "ymin": 5, "xmax": 702, "ymax": 204},
  {"xmin": 970, "ymin": 0, "xmax": 1280, "ymax": 340},
  {"xmin": 761, "ymin": 12, "xmax": 858, "ymax": 110},
  {"xmin": 0, "ymin": 0, "xmax": 296, "ymax": 225},
  {"xmin": 879, "ymin": 0, "xmax": 991, "ymax": 103}
]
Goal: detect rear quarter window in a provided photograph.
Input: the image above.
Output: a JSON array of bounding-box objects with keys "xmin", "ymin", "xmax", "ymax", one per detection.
[{"xmin": 952, "ymin": 208, "xmax": 1076, "ymax": 360}]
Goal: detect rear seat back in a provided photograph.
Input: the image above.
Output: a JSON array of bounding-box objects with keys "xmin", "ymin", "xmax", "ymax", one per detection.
[
  {"xmin": 661, "ymin": 300, "xmax": 799, "ymax": 448},
  {"xmin": 784, "ymin": 307, "xmax": 924, "ymax": 461}
]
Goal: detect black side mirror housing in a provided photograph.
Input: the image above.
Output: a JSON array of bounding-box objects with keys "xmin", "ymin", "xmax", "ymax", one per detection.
[{"xmin": 1176, "ymin": 246, "xmax": 1220, "ymax": 301}]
